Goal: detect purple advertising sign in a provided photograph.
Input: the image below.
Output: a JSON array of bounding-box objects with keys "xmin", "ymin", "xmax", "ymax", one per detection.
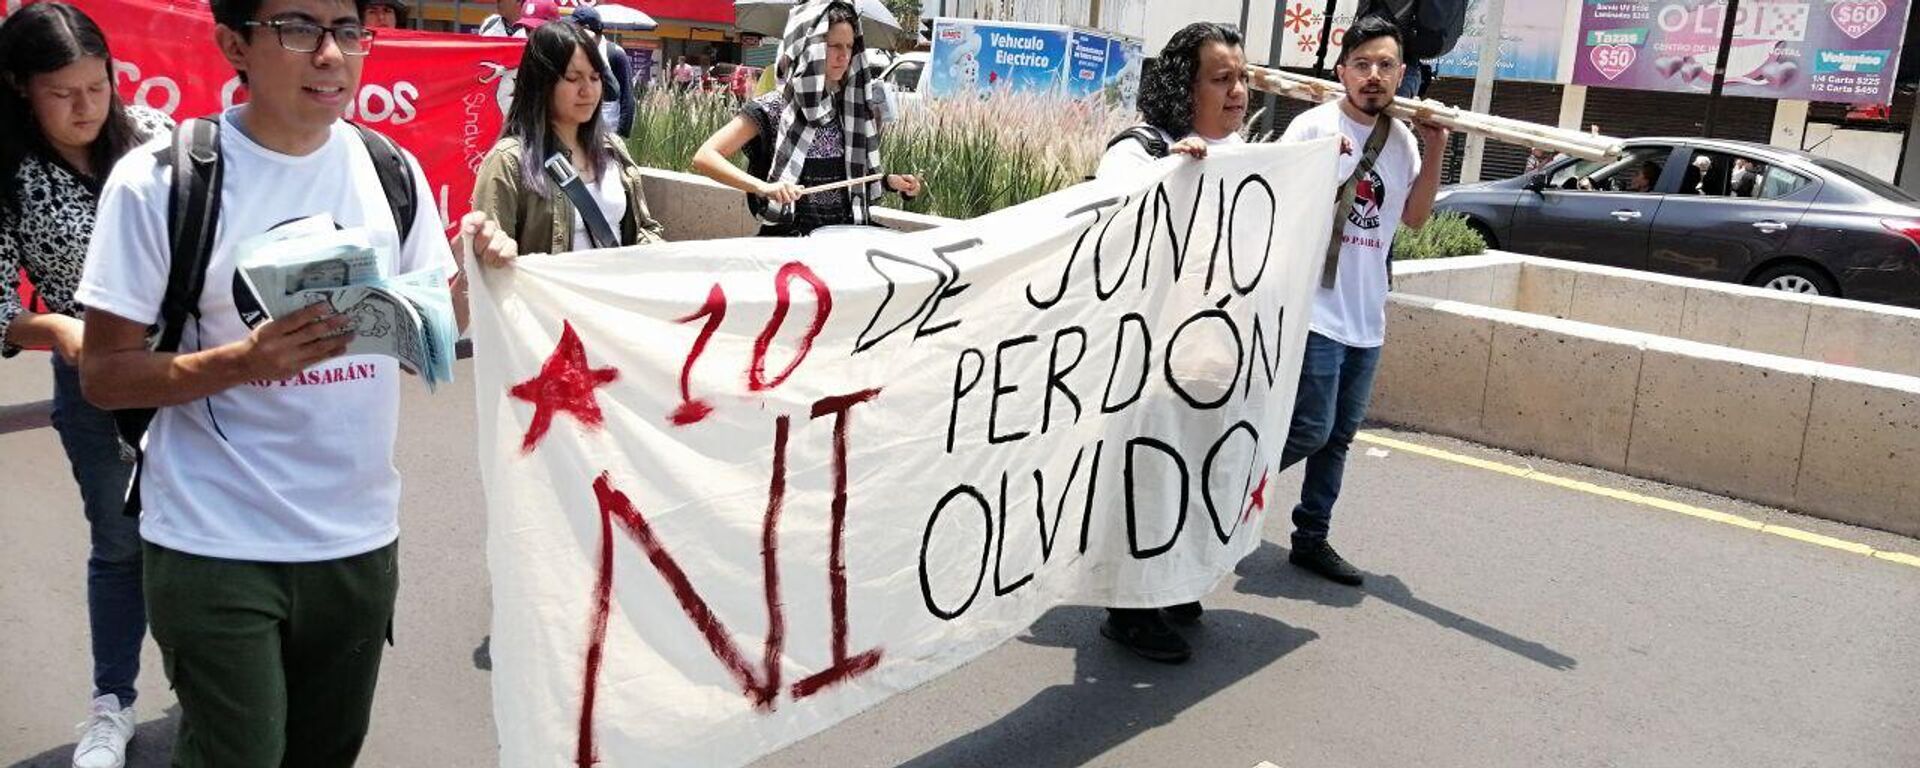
[{"xmin": 1573, "ymin": 0, "xmax": 1914, "ymax": 104}]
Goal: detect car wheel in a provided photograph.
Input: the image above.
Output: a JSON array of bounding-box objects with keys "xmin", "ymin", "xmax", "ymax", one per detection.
[
  {"xmin": 1752, "ymin": 263, "xmax": 1838, "ymax": 297},
  {"xmin": 1465, "ymin": 219, "xmax": 1498, "ymax": 252}
]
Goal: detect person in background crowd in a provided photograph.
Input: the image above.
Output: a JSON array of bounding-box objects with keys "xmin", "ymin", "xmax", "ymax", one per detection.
[
  {"xmin": 74, "ymin": 0, "xmax": 515, "ymax": 761},
  {"xmin": 569, "ymin": 7, "xmax": 634, "ymax": 138},
  {"xmin": 1275, "ymin": 15, "xmax": 1447, "ymax": 588},
  {"xmin": 1525, "ymin": 146, "xmax": 1555, "ymax": 174},
  {"xmin": 473, "ymin": 20, "xmax": 663, "ymax": 255},
  {"xmin": 672, "ymin": 55, "xmax": 698, "ymax": 91},
  {"xmin": 364, "ymin": 0, "xmax": 406, "ymax": 29},
  {"xmin": 1689, "ymin": 154, "xmax": 1713, "ymax": 194},
  {"xmin": 1731, "ymin": 157, "xmax": 1759, "ymax": 197},
  {"xmin": 512, "ymin": 0, "xmax": 561, "ymax": 36},
  {"xmin": 1086, "ymin": 20, "xmax": 1249, "ymax": 664},
  {"xmin": 0, "ymin": 6, "xmax": 174, "ymax": 766},
  {"xmin": 690, "ymin": 0, "xmax": 920, "ymax": 237},
  {"xmin": 477, "ymin": 0, "xmax": 520, "ymax": 36},
  {"xmin": 1628, "ymin": 159, "xmax": 1659, "ymax": 193}
]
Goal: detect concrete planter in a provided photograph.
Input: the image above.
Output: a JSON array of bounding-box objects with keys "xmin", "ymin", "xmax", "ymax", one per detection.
[{"xmin": 1382, "ymin": 254, "xmax": 1920, "ymax": 538}]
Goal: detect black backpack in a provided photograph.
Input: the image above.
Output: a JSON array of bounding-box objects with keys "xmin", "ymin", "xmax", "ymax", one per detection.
[
  {"xmin": 1083, "ymin": 125, "xmax": 1171, "ymax": 181},
  {"xmin": 111, "ymin": 116, "xmax": 418, "ymax": 516},
  {"xmin": 1359, "ymin": 0, "xmax": 1468, "ymax": 61},
  {"xmin": 1106, "ymin": 125, "xmax": 1170, "ymax": 160}
]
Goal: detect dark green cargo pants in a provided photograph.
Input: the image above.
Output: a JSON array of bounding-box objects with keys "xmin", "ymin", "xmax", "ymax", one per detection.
[{"xmin": 145, "ymin": 540, "xmax": 398, "ymax": 767}]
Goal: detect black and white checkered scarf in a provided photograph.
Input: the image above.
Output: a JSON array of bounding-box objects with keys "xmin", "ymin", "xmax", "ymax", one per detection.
[{"xmin": 765, "ymin": 0, "xmax": 883, "ymax": 226}]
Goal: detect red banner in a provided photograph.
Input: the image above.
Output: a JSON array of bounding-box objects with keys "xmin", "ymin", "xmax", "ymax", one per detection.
[{"xmin": 8, "ymin": 0, "xmax": 525, "ymax": 232}]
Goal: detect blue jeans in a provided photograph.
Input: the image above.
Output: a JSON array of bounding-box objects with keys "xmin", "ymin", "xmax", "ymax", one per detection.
[
  {"xmin": 1279, "ymin": 332, "xmax": 1382, "ymax": 545},
  {"xmin": 1397, "ymin": 62, "xmax": 1429, "ymax": 99},
  {"xmin": 50, "ymin": 355, "xmax": 144, "ymax": 708}
]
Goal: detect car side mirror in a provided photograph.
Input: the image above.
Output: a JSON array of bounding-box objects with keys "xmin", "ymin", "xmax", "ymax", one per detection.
[{"xmin": 1525, "ymin": 173, "xmax": 1548, "ymax": 193}]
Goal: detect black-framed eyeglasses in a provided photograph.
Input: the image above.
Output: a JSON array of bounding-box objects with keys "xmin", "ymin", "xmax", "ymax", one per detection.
[{"xmin": 243, "ymin": 19, "xmax": 375, "ymax": 56}]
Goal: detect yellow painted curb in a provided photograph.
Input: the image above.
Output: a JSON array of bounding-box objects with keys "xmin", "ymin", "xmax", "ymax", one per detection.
[{"xmin": 1354, "ymin": 432, "xmax": 1919, "ymax": 570}]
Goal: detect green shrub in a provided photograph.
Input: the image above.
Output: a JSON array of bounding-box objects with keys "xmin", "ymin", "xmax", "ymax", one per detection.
[{"xmin": 1393, "ymin": 212, "xmax": 1488, "ymax": 260}]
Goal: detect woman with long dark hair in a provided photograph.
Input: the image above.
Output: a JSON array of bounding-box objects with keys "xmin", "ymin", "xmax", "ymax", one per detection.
[
  {"xmin": 1086, "ymin": 21, "xmax": 1252, "ymax": 666},
  {"xmin": 0, "ymin": 3, "xmax": 172, "ymax": 765},
  {"xmin": 472, "ymin": 19, "xmax": 662, "ymax": 256},
  {"xmin": 1094, "ymin": 22, "xmax": 1249, "ymax": 178},
  {"xmin": 691, "ymin": 0, "xmax": 921, "ymax": 237}
]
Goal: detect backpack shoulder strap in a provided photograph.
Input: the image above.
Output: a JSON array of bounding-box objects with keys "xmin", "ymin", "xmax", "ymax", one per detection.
[
  {"xmin": 351, "ymin": 122, "xmax": 418, "ymax": 246},
  {"xmin": 119, "ymin": 116, "xmax": 222, "ymax": 518},
  {"xmin": 159, "ymin": 116, "xmax": 223, "ymax": 351},
  {"xmin": 1106, "ymin": 125, "xmax": 1170, "ymax": 159}
]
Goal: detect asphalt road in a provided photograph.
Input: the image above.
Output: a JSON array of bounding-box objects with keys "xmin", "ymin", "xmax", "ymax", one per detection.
[{"xmin": 4, "ymin": 353, "xmax": 1917, "ymax": 767}]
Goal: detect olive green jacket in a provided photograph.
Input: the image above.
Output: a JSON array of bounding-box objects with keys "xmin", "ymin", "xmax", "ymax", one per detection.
[{"xmin": 471, "ymin": 136, "xmax": 665, "ymax": 255}]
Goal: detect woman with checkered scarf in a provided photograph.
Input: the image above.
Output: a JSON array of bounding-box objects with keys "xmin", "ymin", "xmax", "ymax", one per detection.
[{"xmin": 692, "ymin": 0, "xmax": 921, "ymax": 236}]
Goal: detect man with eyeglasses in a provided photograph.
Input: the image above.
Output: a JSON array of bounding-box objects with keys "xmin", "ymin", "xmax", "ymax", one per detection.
[
  {"xmin": 1273, "ymin": 15, "xmax": 1447, "ymax": 587},
  {"xmin": 75, "ymin": 0, "xmax": 517, "ymax": 763}
]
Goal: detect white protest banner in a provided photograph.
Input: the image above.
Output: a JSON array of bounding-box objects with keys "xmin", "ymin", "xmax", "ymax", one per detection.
[{"xmin": 470, "ymin": 139, "xmax": 1340, "ymax": 767}]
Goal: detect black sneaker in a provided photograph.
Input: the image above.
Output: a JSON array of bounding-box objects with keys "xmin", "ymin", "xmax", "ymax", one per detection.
[
  {"xmin": 1101, "ymin": 610, "xmax": 1192, "ymax": 664},
  {"xmin": 1289, "ymin": 540, "xmax": 1365, "ymax": 586},
  {"xmin": 1162, "ymin": 602, "xmax": 1204, "ymax": 625}
]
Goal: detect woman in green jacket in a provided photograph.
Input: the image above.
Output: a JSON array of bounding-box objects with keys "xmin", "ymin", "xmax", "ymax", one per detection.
[{"xmin": 472, "ymin": 20, "xmax": 663, "ymax": 254}]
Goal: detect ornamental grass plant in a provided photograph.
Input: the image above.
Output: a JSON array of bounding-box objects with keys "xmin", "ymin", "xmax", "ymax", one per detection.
[{"xmin": 625, "ymin": 88, "xmax": 1138, "ymax": 221}]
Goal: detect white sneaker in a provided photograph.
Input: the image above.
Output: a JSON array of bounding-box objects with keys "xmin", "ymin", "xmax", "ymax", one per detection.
[{"xmin": 72, "ymin": 694, "xmax": 134, "ymax": 768}]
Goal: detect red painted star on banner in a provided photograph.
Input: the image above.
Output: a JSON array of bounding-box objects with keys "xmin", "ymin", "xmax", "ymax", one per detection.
[
  {"xmin": 509, "ymin": 320, "xmax": 620, "ymax": 454},
  {"xmin": 1242, "ymin": 470, "xmax": 1271, "ymax": 524}
]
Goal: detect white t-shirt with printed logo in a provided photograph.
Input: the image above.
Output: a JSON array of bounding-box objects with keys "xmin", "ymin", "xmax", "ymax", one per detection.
[
  {"xmin": 1281, "ymin": 100, "xmax": 1421, "ymax": 349},
  {"xmin": 77, "ymin": 108, "xmax": 454, "ymax": 563}
]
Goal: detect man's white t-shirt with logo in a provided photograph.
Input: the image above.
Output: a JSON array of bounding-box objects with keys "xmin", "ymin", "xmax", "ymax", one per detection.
[
  {"xmin": 1281, "ymin": 100, "xmax": 1421, "ymax": 349},
  {"xmin": 77, "ymin": 108, "xmax": 454, "ymax": 563}
]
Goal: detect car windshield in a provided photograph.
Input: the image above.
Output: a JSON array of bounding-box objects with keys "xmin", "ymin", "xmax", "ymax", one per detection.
[{"xmin": 1812, "ymin": 157, "xmax": 1917, "ymax": 203}]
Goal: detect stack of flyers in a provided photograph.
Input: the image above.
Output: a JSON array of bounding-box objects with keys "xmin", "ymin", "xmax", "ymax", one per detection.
[{"xmin": 234, "ymin": 216, "xmax": 457, "ymax": 390}]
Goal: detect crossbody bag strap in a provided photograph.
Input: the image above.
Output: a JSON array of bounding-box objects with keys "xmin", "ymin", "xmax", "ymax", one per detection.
[
  {"xmin": 543, "ymin": 153, "xmax": 620, "ymax": 250},
  {"xmin": 1321, "ymin": 115, "xmax": 1394, "ymax": 290}
]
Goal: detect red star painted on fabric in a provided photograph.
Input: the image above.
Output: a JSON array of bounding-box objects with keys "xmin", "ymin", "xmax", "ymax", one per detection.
[
  {"xmin": 1242, "ymin": 470, "xmax": 1270, "ymax": 524},
  {"xmin": 509, "ymin": 320, "xmax": 620, "ymax": 454}
]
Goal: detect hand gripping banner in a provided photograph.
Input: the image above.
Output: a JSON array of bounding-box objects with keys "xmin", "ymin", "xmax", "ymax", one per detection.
[{"xmin": 469, "ymin": 140, "xmax": 1340, "ymax": 767}]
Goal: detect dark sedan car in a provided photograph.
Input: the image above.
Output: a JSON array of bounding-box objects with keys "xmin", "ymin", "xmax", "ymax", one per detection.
[{"xmin": 1434, "ymin": 138, "xmax": 1920, "ymax": 308}]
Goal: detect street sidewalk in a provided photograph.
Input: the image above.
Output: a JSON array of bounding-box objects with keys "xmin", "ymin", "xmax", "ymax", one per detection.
[{"xmin": 3, "ymin": 355, "xmax": 1915, "ymax": 767}]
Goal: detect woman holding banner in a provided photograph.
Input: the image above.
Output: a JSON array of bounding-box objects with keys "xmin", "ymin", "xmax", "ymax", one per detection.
[
  {"xmin": 690, "ymin": 0, "xmax": 921, "ymax": 237},
  {"xmin": 1086, "ymin": 21, "xmax": 1253, "ymax": 665},
  {"xmin": 0, "ymin": 4, "xmax": 173, "ymax": 765},
  {"xmin": 472, "ymin": 20, "xmax": 664, "ymax": 256}
]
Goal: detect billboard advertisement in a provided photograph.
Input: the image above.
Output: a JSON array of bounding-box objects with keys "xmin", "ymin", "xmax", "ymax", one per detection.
[
  {"xmin": 1277, "ymin": 0, "xmax": 1362, "ymax": 70},
  {"xmin": 1104, "ymin": 36, "xmax": 1146, "ymax": 110},
  {"xmin": 1573, "ymin": 0, "xmax": 1915, "ymax": 104},
  {"xmin": 926, "ymin": 19, "xmax": 1072, "ymax": 98},
  {"xmin": 1432, "ymin": 0, "xmax": 1571, "ymax": 81},
  {"xmin": 1065, "ymin": 31, "xmax": 1113, "ymax": 99},
  {"xmin": 926, "ymin": 18, "xmax": 1142, "ymax": 111}
]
